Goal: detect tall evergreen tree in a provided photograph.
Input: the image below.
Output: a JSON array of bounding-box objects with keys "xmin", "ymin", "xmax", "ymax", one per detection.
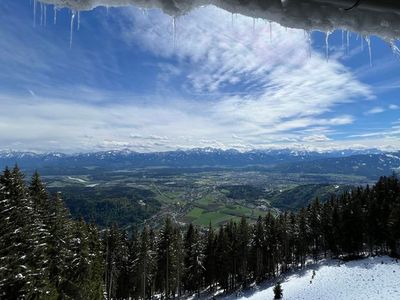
[
  {"xmin": 237, "ymin": 217, "xmax": 250, "ymax": 287},
  {"xmin": 297, "ymin": 208, "xmax": 309, "ymax": 267},
  {"xmin": 86, "ymin": 223, "xmax": 105, "ymax": 299},
  {"xmin": 308, "ymin": 198, "xmax": 322, "ymax": 261},
  {"xmin": 136, "ymin": 226, "xmax": 156, "ymax": 299},
  {"xmin": 215, "ymin": 225, "xmax": 229, "ymax": 291},
  {"xmin": 263, "ymin": 212, "xmax": 278, "ymax": 277},
  {"xmin": 156, "ymin": 217, "xmax": 177, "ymax": 299},
  {"xmin": 47, "ymin": 192, "xmax": 74, "ymax": 298},
  {"xmin": 251, "ymin": 216, "xmax": 264, "ymax": 282},
  {"xmin": 0, "ymin": 166, "xmax": 55, "ymax": 299},
  {"xmin": 204, "ymin": 223, "xmax": 216, "ymax": 290},
  {"xmin": 29, "ymin": 170, "xmax": 49, "ymax": 216},
  {"xmin": 104, "ymin": 224, "xmax": 125, "ymax": 300},
  {"xmin": 183, "ymin": 224, "xmax": 204, "ymax": 295}
]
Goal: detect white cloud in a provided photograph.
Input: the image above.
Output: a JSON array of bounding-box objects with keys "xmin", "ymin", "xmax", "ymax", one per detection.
[
  {"xmin": 389, "ymin": 104, "xmax": 399, "ymax": 110},
  {"xmin": 302, "ymin": 135, "xmax": 331, "ymax": 143},
  {"xmin": 364, "ymin": 106, "xmax": 385, "ymax": 115},
  {"xmin": 0, "ymin": 6, "xmax": 384, "ymax": 152}
]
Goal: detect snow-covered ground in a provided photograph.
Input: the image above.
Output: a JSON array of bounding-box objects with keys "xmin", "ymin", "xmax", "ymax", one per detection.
[
  {"xmin": 227, "ymin": 256, "xmax": 400, "ymax": 300},
  {"xmin": 67, "ymin": 176, "xmax": 88, "ymax": 183}
]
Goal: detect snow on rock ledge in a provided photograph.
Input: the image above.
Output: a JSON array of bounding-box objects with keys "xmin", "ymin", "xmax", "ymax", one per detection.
[{"xmin": 39, "ymin": 0, "xmax": 400, "ymax": 40}]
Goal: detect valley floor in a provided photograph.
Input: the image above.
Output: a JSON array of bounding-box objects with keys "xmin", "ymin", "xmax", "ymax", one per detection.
[{"xmin": 223, "ymin": 256, "xmax": 400, "ymax": 300}]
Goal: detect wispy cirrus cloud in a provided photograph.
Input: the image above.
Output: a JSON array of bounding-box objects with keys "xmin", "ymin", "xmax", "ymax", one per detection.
[
  {"xmin": 2, "ymin": 3, "xmax": 398, "ymax": 152},
  {"xmin": 365, "ymin": 106, "xmax": 385, "ymax": 115}
]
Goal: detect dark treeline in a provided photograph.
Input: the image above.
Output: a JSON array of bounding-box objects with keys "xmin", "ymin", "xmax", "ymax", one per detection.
[
  {"xmin": 0, "ymin": 166, "xmax": 399, "ymax": 299},
  {"xmin": 0, "ymin": 166, "xmax": 103, "ymax": 299}
]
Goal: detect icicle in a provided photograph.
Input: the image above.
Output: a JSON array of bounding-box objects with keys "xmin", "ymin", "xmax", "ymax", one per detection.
[
  {"xmin": 269, "ymin": 22, "xmax": 272, "ymax": 42},
  {"xmin": 70, "ymin": 11, "xmax": 76, "ymax": 49},
  {"xmin": 341, "ymin": 29, "xmax": 345, "ymax": 49},
  {"xmin": 44, "ymin": 4, "xmax": 47, "ymax": 26},
  {"xmin": 253, "ymin": 18, "xmax": 255, "ymax": 34},
  {"xmin": 106, "ymin": 6, "xmax": 109, "ymax": 16},
  {"xmin": 325, "ymin": 31, "xmax": 331, "ymax": 60},
  {"xmin": 346, "ymin": 31, "xmax": 350, "ymax": 54},
  {"xmin": 307, "ymin": 30, "xmax": 312, "ymax": 58},
  {"xmin": 77, "ymin": 12, "xmax": 81, "ymax": 31},
  {"xmin": 389, "ymin": 39, "xmax": 400, "ymax": 56},
  {"xmin": 365, "ymin": 36, "xmax": 372, "ymax": 66},
  {"xmin": 231, "ymin": 13, "xmax": 234, "ymax": 27},
  {"xmin": 33, "ymin": 0, "xmax": 37, "ymax": 27},
  {"xmin": 54, "ymin": 6, "xmax": 57, "ymax": 25},
  {"xmin": 172, "ymin": 17, "xmax": 176, "ymax": 50},
  {"xmin": 40, "ymin": 2, "xmax": 43, "ymax": 26},
  {"xmin": 361, "ymin": 35, "xmax": 364, "ymax": 52}
]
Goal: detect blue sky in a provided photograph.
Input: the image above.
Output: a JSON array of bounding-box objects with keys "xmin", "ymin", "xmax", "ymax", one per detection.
[{"xmin": 0, "ymin": 0, "xmax": 399, "ymax": 153}]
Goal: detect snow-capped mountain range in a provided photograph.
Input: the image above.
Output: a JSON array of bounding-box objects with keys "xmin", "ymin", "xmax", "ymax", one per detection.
[
  {"xmin": 0, "ymin": 148, "xmax": 399, "ymax": 178},
  {"xmin": 0, "ymin": 147, "xmax": 384, "ymax": 160}
]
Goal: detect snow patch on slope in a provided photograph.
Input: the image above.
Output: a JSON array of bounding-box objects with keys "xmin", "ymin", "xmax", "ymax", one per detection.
[
  {"xmin": 67, "ymin": 176, "xmax": 87, "ymax": 183},
  {"xmin": 39, "ymin": 0, "xmax": 400, "ymax": 40},
  {"xmin": 229, "ymin": 256, "xmax": 400, "ymax": 300}
]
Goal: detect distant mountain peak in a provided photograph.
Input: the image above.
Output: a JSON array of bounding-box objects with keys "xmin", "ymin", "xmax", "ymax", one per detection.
[{"xmin": 0, "ymin": 147, "xmax": 388, "ymax": 158}]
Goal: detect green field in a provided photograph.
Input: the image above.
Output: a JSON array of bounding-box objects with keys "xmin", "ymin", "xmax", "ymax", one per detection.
[
  {"xmin": 184, "ymin": 199, "xmax": 267, "ymax": 227},
  {"xmin": 185, "ymin": 207, "xmax": 240, "ymax": 227}
]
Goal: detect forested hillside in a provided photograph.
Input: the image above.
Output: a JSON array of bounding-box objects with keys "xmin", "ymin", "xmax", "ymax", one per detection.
[
  {"xmin": 1, "ymin": 167, "xmax": 399, "ymax": 299},
  {"xmin": 0, "ymin": 167, "xmax": 103, "ymax": 299}
]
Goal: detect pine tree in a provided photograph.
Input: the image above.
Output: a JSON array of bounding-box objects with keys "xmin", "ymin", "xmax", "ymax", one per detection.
[
  {"xmin": 0, "ymin": 166, "xmax": 56, "ymax": 299},
  {"xmin": 128, "ymin": 228, "xmax": 140, "ymax": 299},
  {"xmin": 388, "ymin": 204, "xmax": 400, "ymax": 256},
  {"xmin": 183, "ymin": 224, "xmax": 204, "ymax": 294},
  {"xmin": 321, "ymin": 200, "xmax": 334, "ymax": 257},
  {"xmin": 264, "ymin": 212, "xmax": 278, "ymax": 277},
  {"xmin": 308, "ymin": 198, "xmax": 322, "ymax": 261},
  {"xmin": 156, "ymin": 217, "xmax": 177, "ymax": 299},
  {"xmin": 225, "ymin": 220, "xmax": 239, "ymax": 290},
  {"xmin": 215, "ymin": 225, "xmax": 229, "ymax": 291},
  {"xmin": 330, "ymin": 200, "xmax": 341, "ymax": 257},
  {"xmin": 273, "ymin": 282, "xmax": 283, "ymax": 299},
  {"xmin": 104, "ymin": 224, "xmax": 124, "ymax": 299},
  {"xmin": 86, "ymin": 223, "xmax": 105, "ymax": 299},
  {"xmin": 115, "ymin": 230, "xmax": 131, "ymax": 299},
  {"xmin": 340, "ymin": 193, "xmax": 364, "ymax": 256},
  {"xmin": 29, "ymin": 170, "xmax": 49, "ymax": 215},
  {"xmin": 173, "ymin": 226, "xmax": 184, "ymax": 298},
  {"xmin": 297, "ymin": 208, "xmax": 308, "ymax": 267},
  {"xmin": 238, "ymin": 217, "xmax": 250, "ymax": 287},
  {"xmin": 136, "ymin": 226, "xmax": 156, "ymax": 299},
  {"xmin": 276, "ymin": 213, "xmax": 291, "ymax": 273},
  {"xmin": 251, "ymin": 216, "xmax": 265, "ymax": 282},
  {"xmin": 63, "ymin": 218, "xmax": 103, "ymax": 299},
  {"xmin": 47, "ymin": 192, "xmax": 73, "ymax": 298},
  {"xmin": 204, "ymin": 223, "xmax": 216, "ymax": 290}
]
